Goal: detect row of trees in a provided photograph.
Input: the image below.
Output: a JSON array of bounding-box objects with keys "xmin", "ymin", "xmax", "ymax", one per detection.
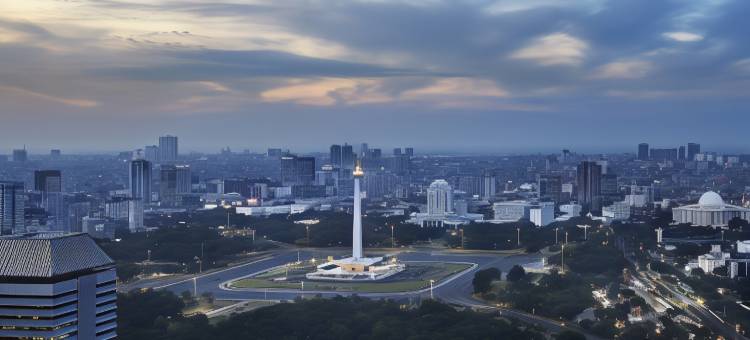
[{"xmin": 118, "ymin": 290, "xmax": 548, "ymax": 340}]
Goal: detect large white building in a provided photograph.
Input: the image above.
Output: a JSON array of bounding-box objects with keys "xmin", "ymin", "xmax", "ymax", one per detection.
[
  {"xmin": 672, "ymin": 191, "xmax": 750, "ymax": 227},
  {"xmin": 603, "ymin": 201, "xmax": 631, "ymax": 222},
  {"xmin": 427, "ymin": 180, "xmax": 453, "ymax": 215},
  {"xmin": 492, "ymin": 200, "xmax": 555, "ymax": 226}
]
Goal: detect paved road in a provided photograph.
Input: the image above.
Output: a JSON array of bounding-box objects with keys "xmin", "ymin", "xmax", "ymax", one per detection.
[{"xmin": 126, "ymin": 247, "xmax": 601, "ymax": 338}]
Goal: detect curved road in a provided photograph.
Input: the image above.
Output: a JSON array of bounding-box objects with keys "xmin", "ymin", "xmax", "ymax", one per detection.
[{"xmin": 127, "ymin": 247, "xmax": 601, "ymax": 339}]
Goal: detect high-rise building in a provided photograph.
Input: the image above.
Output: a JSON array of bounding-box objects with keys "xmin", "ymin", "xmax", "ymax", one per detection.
[
  {"xmin": 405, "ymin": 147, "xmax": 414, "ymax": 157},
  {"xmin": 393, "ymin": 148, "xmax": 402, "ymax": 156},
  {"xmin": 637, "ymin": 143, "xmax": 649, "ymax": 161},
  {"xmin": 34, "ymin": 170, "xmax": 65, "ymax": 231},
  {"xmin": 687, "ymin": 143, "xmax": 701, "ymax": 161},
  {"xmin": 129, "ymin": 159, "xmax": 152, "ymax": 203},
  {"xmin": 34, "ymin": 170, "xmax": 62, "ymax": 193},
  {"xmin": 50, "ymin": 149, "xmax": 61, "ymax": 158},
  {"xmin": 266, "ymin": 148, "xmax": 283, "ymax": 158},
  {"xmin": 12, "ymin": 149, "xmax": 27, "ymax": 162},
  {"xmin": 160, "ymin": 164, "xmax": 191, "ymax": 206},
  {"xmin": 280, "ymin": 155, "xmax": 315, "ymax": 186},
  {"xmin": 427, "ymin": 180, "xmax": 453, "ymax": 215},
  {"xmin": 158, "ymin": 135, "xmax": 178, "ymax": 162},
  {"xmin": 330, "ymin": 144, "xmax": 342, "ymax": 168},
  {"xmin": 577, "ymin": 161, "xmax": 602, "ymax": 213},
  {"xmin": 0, "ymin": 233, "xmax": 117, "ymax": 339},
  {"xmin": 144, "ymin": 145, "xmax": 159, "ymax": 162},
  {"xmin": 0, "ymin": 182, "xmax": 25, "ymax": 235},
  {"xmin": 341, "ymin": 144, "xmax": 355, "ymax": 170},
  {"xmin": 678, "ymin": 146, "xmax": 686, "ymax": 160},
  {"xmin": 537, "ymin": 174, "xmax": 562, "ymax": 203},
  {"xmin": 128, "ymin": 199, "xmax": 144, "ymax": 231},
  {"xmin": 480, "ymin": 172, "xmax": 496, "ymax": 200},
  {"xmin": 360, "ymin": 143, "xmax": 369, "ymax": 158}
]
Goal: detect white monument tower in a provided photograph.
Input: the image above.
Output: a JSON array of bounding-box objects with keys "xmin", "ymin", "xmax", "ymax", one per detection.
[
  {"xmin": 306, "ymin": 160, "xmax": 405, "ymax": 281},
  {"xmin": 352, "ymin": 160, "xmax": 364, "ymax": 259}
]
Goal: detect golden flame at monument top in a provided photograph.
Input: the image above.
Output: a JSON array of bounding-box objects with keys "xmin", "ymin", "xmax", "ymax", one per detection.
[{"xmin": 353, "ymin": 160, "xmax": 364, "ymax": 177}]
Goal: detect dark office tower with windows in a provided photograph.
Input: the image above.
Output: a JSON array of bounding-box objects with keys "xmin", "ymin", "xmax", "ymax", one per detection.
[
  {"xmin": 0, "ymin": 233, "xmax": 117, "ymax": 339},
  {"xmin": 129, "ymin": 159, "xmax": 152, "ymax": 204},
  {"xmin": 405, "ymin": 147, "xmax": 414, "ymax": 157},
  {"xmin": 159, "ymin": 165, "xmax": 191, "ymax": 206},
  {"xmin": 34, "ymin": 170, "xmax": 65, "ymax": 230},
  {"xmin": 678, "ymin": 146, "xmax": 686, "ymax": 160},
  {"xmin": 330, "ymin": 144, "xmax": 342, "ymax": 168},
  {"xmin": 370, "ymin": 148, "xmax": 382, "ymax": 159},
  {"xmin": 158, "ymin": 135, "xmax": 178, "ymax": 162},
  {"xmin": 537, "ymin": 174, "xmax": 562, "ymax": 203},
  {"xmin": 12, "ymin": 149, "xmax": 27, "ymax": 162},
  {"xmin": 637, "ymin": 143, "xmax": 649, "ymax": 161},
  {"xmin": 50, "ymin": 149, "xmax": 61, "ymax": 158},
  {"xmin": 393, "ymin": 148, "xmax": 402, "ymax": 156},
  {"xmin": 577, "ymin": 161, "xmax": 602, "ymax": 213},
  {"xmin": 341, "ymin": 144, "xmax": 355, "ymax": 169},
  {"xmin": 34, "ymin": 170, "xmax": 62, "ymax": 193},
  {"xmin": 0, "ymin": 181, "xmax": 25, "ymax": 235},
  {"xmin": 280, "ymin": 155, "xmax": 315, "ymax": 186},
  {"xmin": 687, "ymin": 143, "xmax": 701, "ymax": 161}
]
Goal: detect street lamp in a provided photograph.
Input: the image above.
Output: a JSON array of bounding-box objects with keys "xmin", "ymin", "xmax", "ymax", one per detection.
[
  {"xmin": 306, "ymin": 225, "xmax": 310, "ymax": 246},
  {"xmin": 516, "ymin": 227, "xmax": 521, "ymax": 246},
  {"xmin": 555, "ymin": 228, "xmax": 559, "ymax": 244},
  {"xmin": 459, "ymin": 229, "xmax": 465, "ymax": 249},
  {"xmin": 561, "ymin": 244, "xmax": 565, "ymax": 275},
  {"xmin": 192, "ymin": 277, "xmax": 198, "ymax": 297},
  {"xmin": 429, "ymin": 279, "xmax": 435, "ymax": 299},
  {"xmin": 565, "ymin": 231, "xmax": 569, "ymax": 245}
]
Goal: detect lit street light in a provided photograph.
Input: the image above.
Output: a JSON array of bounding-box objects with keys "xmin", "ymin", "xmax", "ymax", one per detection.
[
  {"xmin": 516, "ymin": 227, "xmax": 521, "ymax": 246},
  {"xmin": 429, "ymin": 279, "xmax": 435, "ymax": 299},
  {"xmin": 391, "ymin": 224, "xmax": 395, "ymax": 248},
  {"xmin": 561, "ymin": 244, "xmax": 565, "ymax": 275},
  {"xmin": 565, "ymin": 231, "xmax": 569, "ymax": 244},
  {"xmin": 555, "ymin": 228, "xmax": 559, "ymax": 244}
]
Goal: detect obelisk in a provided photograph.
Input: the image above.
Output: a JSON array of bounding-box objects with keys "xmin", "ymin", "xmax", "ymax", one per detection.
[{"xmin": 352, "ymin": 160, "xmax": 364, "ymax": 259}]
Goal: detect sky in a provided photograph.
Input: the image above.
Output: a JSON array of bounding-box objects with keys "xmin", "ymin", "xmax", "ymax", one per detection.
[{"xmin": 1, "ymin": 0, "xmax": 749, "ymax": 154}]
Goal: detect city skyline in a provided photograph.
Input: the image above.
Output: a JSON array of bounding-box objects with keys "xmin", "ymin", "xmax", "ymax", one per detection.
[{"xmin": 1, "ymin": 0, "xmax": 750, "ymax": 152}]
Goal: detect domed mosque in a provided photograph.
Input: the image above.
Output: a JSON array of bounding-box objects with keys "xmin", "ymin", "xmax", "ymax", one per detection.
[{"xmin": 672, "ymin": 191, "xmax": 750, "ymax": 227}]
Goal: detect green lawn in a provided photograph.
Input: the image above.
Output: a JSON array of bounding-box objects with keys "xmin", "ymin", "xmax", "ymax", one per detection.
[{"xmin": 229, "ymin": 262, "xmax": 472, "ymax": 293}]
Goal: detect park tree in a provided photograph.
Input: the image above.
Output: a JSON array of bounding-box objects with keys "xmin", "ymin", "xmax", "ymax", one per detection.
[
  {"xmin": 506, "ymin": 265, "xmax": 526, "ymax": 282},
  {"xmin": 472, "ymin": 267, "xmax": 502, "ymax": 294}
]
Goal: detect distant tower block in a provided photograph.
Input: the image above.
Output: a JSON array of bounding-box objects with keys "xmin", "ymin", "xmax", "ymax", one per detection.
[{"xmin": 352, "ymin": 160, "xmax": 364, "ymax": 259}]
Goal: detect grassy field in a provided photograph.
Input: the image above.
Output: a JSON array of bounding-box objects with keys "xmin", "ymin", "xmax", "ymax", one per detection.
[{"xmin": 229, "ymin": 262, "xmax": 472, "ymax": 293}]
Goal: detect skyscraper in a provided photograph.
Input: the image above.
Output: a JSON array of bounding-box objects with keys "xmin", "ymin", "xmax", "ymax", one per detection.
[
  {"xmin": 144, "ymin": 145, "xmax": 159, "ymax": 162},
  {"xmin": 427, "ymin": 180, "xmax": 453, "ymax": 215},
  {"xmin": 0, "ymin": 181, "xmax": 24, "ymax": 235},
  {"xmin": 687, "ymin": 143, "xmax": 701, "ymax": 161},
  {"xmin": 393, "ymin": 148, "xmax": 402, "ymax": 156},
  {"xmin": 330, "ymin": 144, "xmax": 342, "ymax": 168},
  {"xmin": 159, "ymin": 164, "xmax": 191, "ymax": 206},
  {"xmin": 577, "ymin": 161, "xmax": 602, "ymax": 213},
  {"xmin": 129, "ymin": 159, "xmax": 152, "ymax": 204},
  {"xmin": 341, "ymin": 144, "xmax": 355, "ymax": 170},
  {"xmin": 280, "ymin": 155, "xmax": 315, "ymax": 186},
  {"xmin": 158, "ymin": 135, "xmax": 178, "ymax": 162},
  {"xmin": 0, "ymin": 233, "xmax": 117, "ymax": 339},
  {"xmin": 360, "ymin": 143, "xmax": 369, "ymax": 158},
  {"xmin": 12, "ymin": 148, "xmax": 27, "ymax": 162},
  {"xmin": 34, "ymin": 170, "xmax": 62, "ymax": 193},
  {"xmin": 405, "ymin": 147, "xmax": 414, "ymax": 157},
  {"xmin": 34, "ymin": 170, "xmax": 65, "ymax": 231},
  {"xmin": 678, "ymin": 146, "xmax": 686, "ymax": 160},
  {"xmin": 537, "ymin": 174, "xmax": 562, "ymax": 203},
  {"xmin": 481, "ymin": 171, "xmax": 496, "ymax": 200},
  {"xmin": 637, "ymin": 143, "xmax": 649, "ymax": 161}
]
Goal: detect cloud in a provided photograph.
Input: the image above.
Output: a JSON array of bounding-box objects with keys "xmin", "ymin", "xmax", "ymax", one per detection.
[
  {"xmin": 401, "ymin": 78, "xmax": 509, "ymax": 99},
  {"xmin": 0, "ymin": 85, "xmax": 98, "ymax": 107},
  {"xmin": 592, "ymin": 60, "xmax": 653, "ymax": 79},
  {"xmin": 662, "ymin": 31, "xmax": 704, "ymax": 42},
  {"xmin": 510, "ymin": 33, "xmax": 588, "ymax": 66}
]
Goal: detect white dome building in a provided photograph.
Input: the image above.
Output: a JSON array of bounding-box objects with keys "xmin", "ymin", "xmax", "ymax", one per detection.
[{"xmin": 672, "ymin": 191, "xmax": 750, "ymax": 227}]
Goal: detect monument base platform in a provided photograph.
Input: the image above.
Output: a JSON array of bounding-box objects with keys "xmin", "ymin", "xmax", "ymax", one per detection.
[{"xmin": 305, "ymin": 256, "xmax": 406, "ymax": 281}]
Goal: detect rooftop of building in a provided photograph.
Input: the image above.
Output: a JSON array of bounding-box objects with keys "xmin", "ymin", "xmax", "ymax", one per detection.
[{"xmin": 0, "ymin": 233, "xmax": 114, "ymax": 280}]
